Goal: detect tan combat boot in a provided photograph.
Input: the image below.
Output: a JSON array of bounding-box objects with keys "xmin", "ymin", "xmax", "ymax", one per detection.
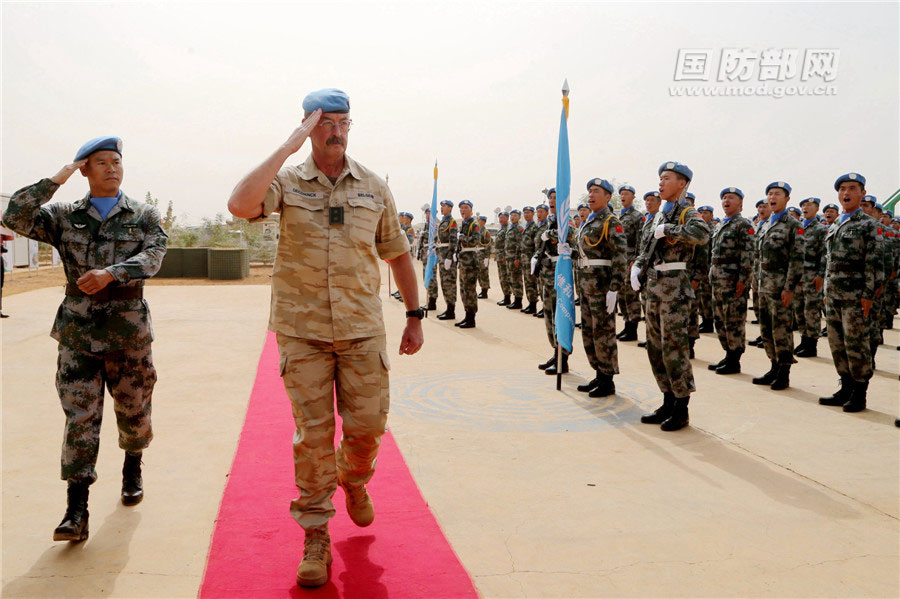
[
  {"xmin": 341, "ymin": 482, "xmax": 375, "ymax": 527},
  {"xmin": 296, "ymin": 526, "xmax": 332, "ymax": 587}
]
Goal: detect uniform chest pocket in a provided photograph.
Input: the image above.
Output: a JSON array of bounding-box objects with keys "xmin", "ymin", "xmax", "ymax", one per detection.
[
  {"xmin": 283, "ymin": 193, "xmax": 326, "ymax": 236},
  {"xmin": 347, "ymin": 196, "xmax": 383, "ymax": 245},
  {"xmin": 110, "ymin": 227, "xmax": 145, "ymax": 258},
  {"xmin": 284, "ymin": 193, "xmax": 325, "ymax": 211},
  {"xmin": 60, "ymin": 228, "xmax": 92, "ymax": 266}
]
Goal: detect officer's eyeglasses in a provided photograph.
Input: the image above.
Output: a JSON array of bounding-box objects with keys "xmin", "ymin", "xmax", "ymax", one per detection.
[{"xmin": 317, "ymin": 119, "xmax": 353, "ymax": 133}]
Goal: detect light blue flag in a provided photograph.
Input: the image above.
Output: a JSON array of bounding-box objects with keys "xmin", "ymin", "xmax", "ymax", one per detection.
[
  {"xmin": 554, "ymin": 82, "xmax": 575, "ymax": 354},
  {"xmin": 424, "ymin": 161, "xmax": 439, "ymax": 290}
]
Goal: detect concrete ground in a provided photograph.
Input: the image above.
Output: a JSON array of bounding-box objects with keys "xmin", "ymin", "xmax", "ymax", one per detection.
[{"xmin": 2, "ymin": 266, "xmax": 898, "ymax": 598}]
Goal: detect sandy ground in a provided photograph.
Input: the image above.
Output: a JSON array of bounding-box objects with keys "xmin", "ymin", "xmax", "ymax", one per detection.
[{"xmin": 2, "ymin": 263, "xmax": 898, "ymax": 598}]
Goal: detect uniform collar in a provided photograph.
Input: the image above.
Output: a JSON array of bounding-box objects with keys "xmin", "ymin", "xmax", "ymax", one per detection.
[
  {"xmin": 73, "ymin": 191, "xmax": 134, "ymax": 220},
  {"xmin": 839, "ymin": 208, "xmax": 861, "ymax": 224},
  {"xmin": 769, "ymin": 209, "xmax": 787, "ymax": 226},
  {"xmin": 297, "ymin": 153, "xmax": 362, "ymax": 185},
  {"xmin": 722, "ymin": 212, "xmax": 740, "ymax": 225}
]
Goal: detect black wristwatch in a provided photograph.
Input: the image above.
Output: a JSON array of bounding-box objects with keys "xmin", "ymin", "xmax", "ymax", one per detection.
[{"xmin": 406, "ymin": 307, "xmax": 427, "ymax": 320}]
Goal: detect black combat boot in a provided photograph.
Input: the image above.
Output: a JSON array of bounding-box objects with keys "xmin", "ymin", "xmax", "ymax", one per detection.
[
  {"xmin": 577, "ymin": 370, "xmax": 602, "ymax": 392},
  {"xmin": 427, "ymin": 297, "xmax": 437, "ymax": 311},
  {"xmin": 842, "ymin": 380, "xmax": 868, "ymax": 412},
  {"xmin": 545, "ymin": 353, "xmax": 568, "ymax": 375},
  {"xmin": 748, "ymin": 335, "xmax": 763, "ymax": 347},
  {"xmin": 752, "ymin": 362, "xmax": 779, "ymax": 385},
  {"xmin": 534, "ymin": 309, "xmax": 544, "ymax": 318},
  {"xmin": 870, "ymin": 341, "xmax": 878, "ymax": 370},
  {"xmin": 588, "ymin": 374, "xmax": 616, "ymax": 398},
  {"xmin": 708, "ymin": 354, "xmax": 728, "ymax": 371},
  {"xmin": 618, "ymin": 321, "xmax": 638, "ymax": 342},
  {"xmin": 769, "ymin": 363, "xmax": 791, "ymax": 390},
  {"xmin": 641, "ymin": 392, "xmax": 675, "ymax": 424},
  {"xmin": 795, "ymin": 336, "xmax": 817, "ymax": 357},
  {"xmin": 522, "ymin": 301, "xmax": 536, "ymax": 314},
  {"xmin": 637, "ymin": 340, "xmax": 647, "ymax": 348},
  {"xmin": 820, "ymin": 326, "xmax": 828, "ymax": 337},
  {"xmin": 497, "ymin": 295, "xmax": 511, "ymax": 306},
  {"xmin": 437, "ymin": 304, "xmax": 456, "ymax": 320},
  {"xmin": 53, "ymin": 480, "xmax": 90, "ymax": 542},
  {"xmin": 121, "ymin": 451, "xmax": 144, "ymax": 506},
  {"xmin": 477, "ymin": 289, "xmax": 488, "ymax": 299},
  {"xmin": 507, "ymin": 297, "xmax": 523, "ymax": 310},
  {"xmin": 660, "ymin": 396, "xmax": 690, "ymax": 431},
  {"xmin": 715, "ymin": 349, "xmax": 742, "ymax": 375},
  {"xmin": 689, "ymin": 337, "xmax": 696, "ymax": 359},
  {"xmin": 699, "ymin": 318, "xmax": 714, "ymax": 333},
  {"xmin": 574, "ymin": 297, "xmax": 581, "ymax": 306},
  {"xmin": 819, "ymin": 375, "xmax": 854, "ymax": 406},
  {"xmin": 456, "ymin": 311, "xmax": 476, "ymax": 329},
  {"xmin": 538, "ymin": 354, "xmax": 556, "ymax": 371}
]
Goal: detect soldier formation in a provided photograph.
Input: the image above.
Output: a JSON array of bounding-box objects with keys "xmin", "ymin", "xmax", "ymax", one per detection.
[{"xmin": 408, "ymin": 165, "xmax": 898, "ymax": 432}]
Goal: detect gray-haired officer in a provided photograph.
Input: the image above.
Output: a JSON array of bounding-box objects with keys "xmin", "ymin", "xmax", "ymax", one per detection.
[
  {"xmin": 794, "ymin": 197, "xmax": 826, "ymax": 357},
  {"xmin": 435, "ymin": 199, "xmax": 459, "ymax": 320},
  {"xmin": 2, "ymin": 136, "xmax": 167, "ymax": 542},
  {"xmin": 616, "ymin": 185, "xmax": 643, "ymax": 342}
]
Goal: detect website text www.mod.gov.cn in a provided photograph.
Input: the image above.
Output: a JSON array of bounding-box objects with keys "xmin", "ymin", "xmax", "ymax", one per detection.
[{"xmin": 668, "ymin": 84, "xmax": 837, "ymax": 99}]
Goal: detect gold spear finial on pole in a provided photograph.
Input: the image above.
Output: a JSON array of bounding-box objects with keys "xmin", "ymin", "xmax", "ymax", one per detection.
[{"xmin": 562, "ymin": 78, "xmax": 570, "ymax": 118}]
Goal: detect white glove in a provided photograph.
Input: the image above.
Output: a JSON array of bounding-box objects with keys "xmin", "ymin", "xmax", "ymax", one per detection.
[
  {"xmin": 530, "ymin": 257, "xmax": 538, "ymax": 274},
  {"xmin": 654, "ymin": 224, "xmax": 667, "ymax": 239},
  {"xmin": 483, "ymin": 258, "xmax": 489, "ymax": 267},
  {"xmin": 444, "ymin": 258, "xmax": 452, "ymax": 270},
  {"xmin": 457, "ymin": 232, "xmax": 463, "ymax": 239},
  {"xmin": 540, "ymin": 231, "xmax": 549, "ymax": 241},
  {"xmin": 630, "ymin": 264, "xmax": 641, "ymax": 291},
  {"xmin": 605, "ymin": 291, "xmax": 618, "ymax": 314}
]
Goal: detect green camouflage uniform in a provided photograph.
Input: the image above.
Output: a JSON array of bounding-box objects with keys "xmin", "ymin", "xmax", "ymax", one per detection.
[
  {"xmin": 493, "ymin": 223, "xmax": 511, "ymax": 297},
  {"xmin": 575, "ymin": 208, "xmax": 626, "ymax": 375},
  {"xmin": 505, "ymin": 220, "xmax": 525, "ymax": 298},
  {"xmin": 436, "ymin": 214, "xmax": 458, "ymax": 306},
  {"xmin": 634, "ymin": 204, "xmax": 710, "ymax": 397},
  {"xmin": 476, "ymin": 226, "xmax": 492, "ymax": 292},
  {"xmin": 617, "ymin": 206, "xmax": 644, "ymax": 322},
  {"xmin": 709, "ymin": 214, "xmax": 754, "ymax": 351},
  {"xmin": 798, "ymin": 218, "xmax": 827, "ymax": 339},
  {"xmin": 535, "ymin": 215, "xmax": 575, "ymax": 352},
  {"xmin": 520, "ymin": 220, "xmax": 540, "ymax": 303},
  {"xmin": 756, "ymin": 213, "xmax": 805, "ymax": 365},
  {"xmin": 687, "ymin": 236, "xmax": 710, "ymax": 340},
  {"xmin": 2, "ymin": 178, "xmax": 167, "ymax": 482},
  {"xmin": 456, "ymin": 216, "xmax": 481, "ymax": 313},
  {"xmin": 416, "ymin": 221, "xmax": 438, "ymax": 302},
  {"xmin": 824, "ymin": 210, "xmax": 882, "ymax": 381},
  {"xmin": 401, "ymin": 223, "xmax": 415, "ymax": 258}
]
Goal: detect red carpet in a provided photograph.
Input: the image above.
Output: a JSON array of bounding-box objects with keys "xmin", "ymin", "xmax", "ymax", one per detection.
[{"xmin": 199, "ymin": 332, "xmax": 478, "ymax": 599}]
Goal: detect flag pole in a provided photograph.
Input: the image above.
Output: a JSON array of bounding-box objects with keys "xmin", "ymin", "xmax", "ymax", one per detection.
[{"xmin": 557, "ymin": 80, "xmax": 570, "ymax": 391}]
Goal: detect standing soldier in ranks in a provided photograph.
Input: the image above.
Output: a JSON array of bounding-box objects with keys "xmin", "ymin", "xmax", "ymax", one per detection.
[
  {"xmin": 751, "ymin": 182, "xmax": 805, "ymax": 390},
  {"xmin": 393, "ymin": 212, "xmax": 416, "ymax": 301},
  {"xmin": 695, "ymin": 205, "xmax": 715, "ymax": 334},
  {"xmin": 416, "ymin": 207, "xmax": 438, "ymax": 311},
  {"xmin": 748, "ymin": 198, "xmax": 772, "ymax": 345},
  {"xmin": 859, "ymin": 196, "xmax": 890, "ymax": 367},
  {"xmin": 794, "ymin": 197, "xmax": 827, "ymax": 357},
  {"xmin": 575, "ymin": 179, "xmax": 626, "ymax": 398},
  {"xmin": 534, "ymin": 196, "xmax": 575, "ymax": 374},
  {"xmin": 632, "ymin": 162, "xmax": 709, "ymax": 431},
  {"xmin": 476, "ymin": 215, "xmax": 491, "ymax": 298},
  {"xmin": 880, "ymin": 210, "xmax": 899, "ymax": 330},
  {"xmin": 454, "ymin": 200, "xmax": 480, "ymax": 328},
  {"xmin": 685, "ymin": 206, "xmax": 712, "ymax": 358},
  {"xmin": 520, "ymin": 206, "xmax": 540, "ymax": 313},
  {"xmin": 494, "ymin": 211, "xmax": 511, "ymax": 306},
  {"xmin": 820, "ymin": 173, "xmax": 882, "ymax": 412},
  {"xmin": 435, "ymin": 199, "xmax": 458, "ymax": 321},
  {"xmin": 533, "ymin": 199, "xmax": 552, "ymax": 318},
  {"xmin": 573, "ymin": 202, "xmax": 590, "ymax": 316},
  {"xmin": 504, "ymin": 209, "xmax": 525, "ymax": 310},
  {"xmin": 616, "ymin": 185, "xmax": 644, "ymax": 342},
  {"xmin": 707, "ymin": 187, "xmax": 754, "ymax": 375},
  {"xmin": 822, "ymin": 203, "xmax": 839, "ymax": 226},
  {"xmin": 637, "ymin": 190, "xmax": 662, "ymax": 348}
]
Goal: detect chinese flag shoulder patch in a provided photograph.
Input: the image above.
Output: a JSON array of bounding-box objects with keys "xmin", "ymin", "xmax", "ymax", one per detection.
[
  {"xmin": 748, "ymin": 228, "xmax": 755, "ymax": 235},
  {"xmin": 877, "ymin": 227, "xmax": 883, "ymax": 235},
  {"xmin": 797, "ymin": 228, "xmax": 805, "ymax": 235},
  {"xmin": 615, "ymin": 225, "xmax": 624, "ymax": 233}
]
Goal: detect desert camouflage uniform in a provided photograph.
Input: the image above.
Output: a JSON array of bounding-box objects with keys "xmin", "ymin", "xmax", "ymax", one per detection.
[
  {"xmin": 617, "ymin": 206, "xmax": 644, "ymax": 323},
  {"xmin": 520, "ymin": 219, "xmax": 540, "ymax": 304},
  {"xmin": 251, "ymin": 153, "xmax": 409, "ymax": 531},
  {"xmin": 416, "ymin": 221, "xmax": 438, "ymax": 302},
  {"xmin": 436, "ymin": 214, "xmax": 458, "ymax": 306},
  {"xmin": 535, "ymin": 214, "xmax": 576, "ymax": 352},
  {"xmin": 709, "ymin": 214, "xmax": 754, "ymax": 352},
  {"xmin": 476, "ymin": 226, "xmax": 492, "ymax": 292},
  {"xmin": 2, "ymin": 178, "xmax": 167, "ymax": 482},
  {"xmin": 634, "ymin": 205, "xmax": 710, "ymax": 397},
  {"xmin": 798, "ymin": 218, "xmax": 827, "ymax": 339},
  {"xmin": 575, "ymin": 208, "xmax": 626, "ymax": 375},
  {"xmin": 824, "ymin": 210, "xmax": 882, "ymax": 382},
  {"xmin": 457, "ymin": 216, "xmax": 481, "ymax": 313},
  {"xmin": 505, "ymin": 220, "xmax": 525, "ymax": 298},
  {"xmin": 756, "ymin": 212, "xmax": 805, "ymax": 365}
]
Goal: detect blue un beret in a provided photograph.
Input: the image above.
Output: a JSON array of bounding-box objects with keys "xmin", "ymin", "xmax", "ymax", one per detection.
[
  {"xmin": 523, "ymin": 205, "xmax": 535, "ymax": 212},
  {"xmin": 874, "ymin": 202, "xmax": 884, "ymax": 212},
  {"xmin": 755, "ymin": 199, "xmax": 767, "ymax": 207},
  {"xmin": 834, "ymin": 172, "xmax": 866, "ymax": 191},
  {"xmin": 302, "ymin": 88, "xmax": 350, "ymax": 114},
  {"xmin": 823, "ymin": 203, "xmax": 839, "ymax": 212},
  {"xmin": 510, "ymin": 208, "xmax": 521, "ymax": 215},
  {"xmin": 720, "ymin": 186, "xmax": 744, "ymax": 200},
  {"xmin": 643, "ymin": 191, "xmax": 660, "ymax": 200},
  {"xmin": 885, "ymin": 210, "xmax": 893, "ymax": 218},
  {"xmin": 698, "ymin": 205, "xmax": 714, "ymax": 213},
  {"xmin": 459, "ymin": 199, "xmax": 473, "ymax": 208},
  {"xmin": 536, "ymin": 203, "xmax": 550, "ymax": 211},
  {"xmin": 577, "ymin": 202, "xmax": 589, "ymax": 210},
  {"xmin": 75, "ymin": 136, "xmax": 122, "ymax": 161},
  {"xmin": 685, "ymin": 192, "xmax": 696, "ymax": 201},
  {"xmin": 545, "ymin": 188, "xmax": 556, "ymax": 197},
  {"xmin": 658, "ymin": 161, "xmax": 693, "ymax": 181},
  {"xmin": 586, "ymin": 178, "xmax": 614, "ymax": 194},
  {"xmin": 499, "ymin": 211, "xmax": 510, "ymax": 216},
  {"xmin": 788, "ymin": 207, "xmax": 801, "ymax": 215},
  {"xmin": 477, "ymin": 215, "xmax": 487, "ymax": 221},
  {"xmin": 618, "ymin": 185, "xmax": 636, "ymax": 194},
  {"xmin": 766, "ymin": 181, "xmax": 792, "ymax": 195},
  {"xmin": 799, "ymin": 197, "xmax": 820, "ymax": 207},
  {"xmin": 861, "ymin": 195, "xmax": 877, "ymax": 204},
  {"xmin": 398, "ymin": 211, "xmax": 412, "ymax": 219},
  {"xmin": 440, "ymin": 199, "xmax": 454, "ymax": 208}
]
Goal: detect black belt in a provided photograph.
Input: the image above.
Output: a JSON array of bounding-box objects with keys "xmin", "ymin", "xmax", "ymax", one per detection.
[{"xmin": 66, "ymin": 283, "xmax": 143, "ymax": 301}]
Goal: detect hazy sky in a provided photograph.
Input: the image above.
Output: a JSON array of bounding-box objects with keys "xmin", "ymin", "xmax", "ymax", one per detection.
[{"xmin": 2, "ymin": 1, "xmax": 898, "ymax": 223}]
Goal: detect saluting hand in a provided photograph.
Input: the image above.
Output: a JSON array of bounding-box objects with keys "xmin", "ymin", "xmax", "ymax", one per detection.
[
  {"xmin": 76, "ymin": 269, "xmax": 115, "ymax": 295},
  {"xmin": 282, "ymin": 109, "xmax": 322, "ymax": 154},
  {"xmin": 50, "ymin": 160, "xmax": 88, "ymax": 186}
]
